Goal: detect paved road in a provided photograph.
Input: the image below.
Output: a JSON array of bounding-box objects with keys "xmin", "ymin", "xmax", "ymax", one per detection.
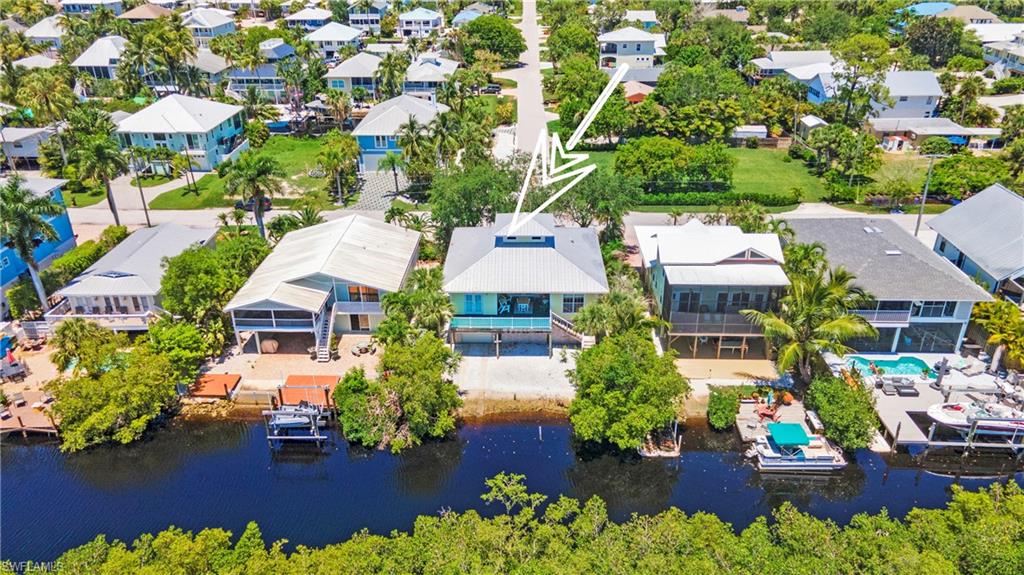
[{"xmin": 495, "ymin": 1, "xmax": 546, "ymax": 152}]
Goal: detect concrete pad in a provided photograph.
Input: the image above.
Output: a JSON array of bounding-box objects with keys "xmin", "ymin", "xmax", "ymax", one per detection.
[
  {"xmin": 454, "ymin": 343, "xmax": 576, "ymax": 401},
  {"xmin": 675, "ymin": 358, "xmax": 778, "ymax": 382}
]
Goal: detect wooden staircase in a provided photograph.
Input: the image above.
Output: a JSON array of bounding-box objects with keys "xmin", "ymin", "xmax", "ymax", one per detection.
[
  {"xmin": 314, "ymin": 304, "xmax": 336, "ymax": 362},
  {"xmin": 551, "ymin": 313, "xmax": 596, "ymax": 349}
]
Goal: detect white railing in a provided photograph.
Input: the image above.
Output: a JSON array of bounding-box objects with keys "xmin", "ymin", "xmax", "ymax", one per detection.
[
  {"xmin": 44, "ymin": 299, "xmax": 158, "ymax": 330},
  {"xmin": 333, "ymin": 301, "xmax": 383, "ymax": 315},
  {"xmin": 852, "ymin": 309, "xmax": 913, "ymax": 324}
]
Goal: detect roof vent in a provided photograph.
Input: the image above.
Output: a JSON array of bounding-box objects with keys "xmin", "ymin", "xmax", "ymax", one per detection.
[
  {"xmin": 884, "ymin": 250, "xmax": 901, "ymax": 256},
  {"xmin": 97, "ymin": 270, "xmax": 134, "ymax": 278}
]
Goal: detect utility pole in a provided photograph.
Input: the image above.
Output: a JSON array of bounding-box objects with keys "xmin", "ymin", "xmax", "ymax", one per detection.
[{"xmin": 915, "ymin": 153, "xmax": 949, "ymax": 237}]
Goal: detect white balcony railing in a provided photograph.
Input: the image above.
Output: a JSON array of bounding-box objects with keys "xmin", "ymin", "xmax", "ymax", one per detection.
[
  {"xmin": 44, "ymin": 299, "xmax": 158, "ymax": 330},
  {"xmin": 851, "ymin": 309, "xmax": 912, "ymax": 325}
]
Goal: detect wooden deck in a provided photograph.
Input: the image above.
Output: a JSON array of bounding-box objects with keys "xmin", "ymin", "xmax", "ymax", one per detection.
[
  {"xmin": 736, "ymin": 400, "xmax": 807, "ymax": 442},
  {"xmin": 0, "ymin": 391, "xmax": 57, "ymax": 436}
]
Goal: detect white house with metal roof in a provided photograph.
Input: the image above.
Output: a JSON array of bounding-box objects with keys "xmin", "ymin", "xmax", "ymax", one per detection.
[
  {"xmin": 399, "ymin": 7, "xmax": 443, "ymax": 38},
  {"xmin": 71, "ymin": 35, "xmax": 126, "ymax": 80},
  {"xmin": 116, "ymin": 94, "xmax": 247, "ymax": 171},
  {"xmin": 304, "ymin": 22, "xmax": 362, "ymax": 59},
  {"xmin": 325, "ymin": 51, "xmax": 380, "ymax": 93},
  {"xmin": 181, "ymin": 7, "xmax": 236, "ymax": 48},
  {"xmin": 635, "ymin": 220, "xmax": 789, "ymax": 359},
  {"xmin": 442, "ymin": 214, "xmax": 609, "ymax": 354},
  {"xmin": 597, "ymin": 26, "xmax": 664, "ymax": 69},
  {"xmin": 404, "ymin": 53, "xmax": 458, "ymax": 94},
  {"xmin": 1, "ymin": 127, "xmax": 53, "ymax": 167},
  {"xmin": 60, "ymin": 0, "xmax": 122, "ymax": 16},
  {"xmin": 787, "ymin": 218, "xmax": 992, "ymax": 354},
  {"xmin": 352, "ymin": 94, "xmax": 448, "ymax": 171},
  {"xmin": 624, "ymin": 9, "xmax": 658, "ymax": 29},
  {"xmin": 749, "ymin": 50, "xmax": 834, "ymax": 79},
  {"xmin": 24, "ymin": 15, "xmax": 63, "ymax": 50},
  {"xmin": 929, "ymin": 184, "xmax": 1024, "ymax": 303},
  {"xmin": 45, "ymin": 223, "xmax": 217, "ymax": 331},
  {"xmin": 284, "ymin": 7, "xmax": 332, "ymax": 30},
  {"xmin": 873, "ymin": 71, "xmax": 944, "ymax": 118},
  {"xmin": 225, "ymin": 215, "xmax": 420, "ymax": 360}
]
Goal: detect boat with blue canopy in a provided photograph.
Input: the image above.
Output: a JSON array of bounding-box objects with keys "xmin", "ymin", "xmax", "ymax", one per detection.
[{"xmin": 745, "ymin": 423, "xmax": 847, "ymax": 472}]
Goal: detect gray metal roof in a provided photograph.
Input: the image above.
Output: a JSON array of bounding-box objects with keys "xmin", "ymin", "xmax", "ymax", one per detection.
[
  {"xmin": 602, "ymin": 65, "xmax": 663, "ymax": 84},
  {"xmin": 59, "ymin": 223, "xmax": 217, "ymax": 298},
  {"xmin": 351, "ymin": 94, "xmax": 448, "ymax": 136},
  {"xmin": 0, "ymin": 176, "xmax": 66, "ymax": 198},
  {"xmin": 786, "ymin": 218, "xmax": 991, "ymax": 302},
  {"xmin": 928, "ymin": 184, "xmax": 1024, "ymax": 281},
  {"xmin": 443, "ymin": 214, "xmax": 610, "ymax": 294},
  {"xmin": 883, "ymin": 71, "xmax": 943, "ymax": 97}
]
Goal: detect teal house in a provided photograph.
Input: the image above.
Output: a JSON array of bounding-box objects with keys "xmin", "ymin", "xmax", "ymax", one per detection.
[
  {"xmin": 0, "ymin": 177, "xmax": 76, "ymax": 293},
  {"xmin": 351, "ymin": 95, "xmax": 448, "ymax": 171}
]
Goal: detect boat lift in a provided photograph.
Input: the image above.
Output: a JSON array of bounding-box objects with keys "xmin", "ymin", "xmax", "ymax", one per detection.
[{"xmin": 262, "ymin": 401, "xmax": 330, "ymax": 446}]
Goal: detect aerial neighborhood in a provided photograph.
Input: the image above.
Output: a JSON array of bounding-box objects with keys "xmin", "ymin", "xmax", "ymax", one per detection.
[{"xmin": 1, "ymin": 1, "xmax": 1023, "ymax": 570}]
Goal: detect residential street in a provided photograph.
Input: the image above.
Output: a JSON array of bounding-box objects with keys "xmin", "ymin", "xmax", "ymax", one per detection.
[{"xmin": 495, "ymin": 0, "xmax": 547, "ymax": 152}]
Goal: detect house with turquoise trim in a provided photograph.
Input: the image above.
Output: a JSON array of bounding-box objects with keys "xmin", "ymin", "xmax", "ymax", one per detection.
[
  {"xmin": 181, "ymin": 7, "xmax": 236, "ymax": 48},
  {"xmin": 442, "ymin": 214, "xmax": 609, "ymax": 355},
  {"xmin": 284, "ymin": 7, "xmax": 332, "ymax": 31},
  {"xmin": 351, "ymin": 94, "xmax": 448, "ymax": 171},
  {"xmin": 0, "ymin": 177, "xmax": 76, "ymax": 293},
  {"xmin": 399, "ymin": 7, "xmax": 443, "ymax": 38},
  {"xmin": 115, "ymin": 94, "xmax": 247, "ymax": 171}
]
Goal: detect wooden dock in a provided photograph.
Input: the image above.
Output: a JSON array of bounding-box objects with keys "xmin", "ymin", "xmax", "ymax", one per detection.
[
  {"xmin": 0, "ymin": 391, "xmax": 58, "ymax": 437},
  {"xmin": 737, "ymin": 400, "xmax": 807, "ymax": 442}
]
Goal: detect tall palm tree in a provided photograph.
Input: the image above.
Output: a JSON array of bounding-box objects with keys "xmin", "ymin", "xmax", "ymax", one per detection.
[
  {"xmin": 378, "ymin": 151, "xmax": 405, "ymax": 193},
  {"xmin": 957, "ymin": 75, "xmax": 985, "ymax": 124},
  {"xmin": 6, "ymin": 0, "xmax": 50, "ymax": 25},
  {"xmin": 75, "ymin": 134, "xmax": 128, "ymax": 226},
  {"xmin": 973, "ymin": 299, "xmax": 1024, "ymax": 372},
  {"xmin": 318, "ymin": 131, "xmax": 358, "ymax": 199},
  {"xmin": 397, "ymin": 116, "xmax": 428, "ymax": 164},
  {"xmin": 375, "ymin": 50, "xmax": 408, "ymax": 99},
  {"xmin": 430, "ymin": 112, "xmax": 460, "ymax": 167},
  {"xmin": 0, "ymin": 176, "xmax": 66, "ymax": 311},
  {"xmin": 116, "ymin": 27, "xmax": 152, "ymax": 95},
  {"xmin": 241, "ymin": 86, "xmax": 277, "ymax": 122},
  {"xmin": 324, "ymin": 89, "xmax": 351, "ymax": 126},
  {"xmin": 16, "ymin": 69, "xmax": 75, "ymax": 165},
  {"xmin": 782, "ymin": 242, "xmax": 827, "ymax": 278},
  {"xmin": 741, "ymin": 267, "xmax": 877, "ymax": 382},
  {"xmin": 0, "ymin": 29, "xmax": 41, "ymax": 99},
  {"xmin": 225, "ymin": 151, "xmax": 284, "ymax": 239}
]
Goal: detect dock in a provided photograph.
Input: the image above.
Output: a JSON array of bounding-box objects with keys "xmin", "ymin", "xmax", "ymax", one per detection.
[
  {"xmin": 262, "ymin": 403, "xmax": 331, "ymax": 445},
  {"xmin": 1, "ymin": 391, "xmax": 58, "ymax": 437},
  {"xmin": 737, "ymin": 400, "xmax": 807, "ymax": 442}
]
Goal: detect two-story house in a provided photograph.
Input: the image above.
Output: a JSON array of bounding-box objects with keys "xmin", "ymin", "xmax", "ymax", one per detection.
[
  {"xmin": 325, "ymin": 51, "xmax": 380, "ymax": 94},
  {"xmin": 304, "ymin": 21, "xmax": 362, "ymax": 59},
  {"xmin": 749, "ymin": 50, "xmax": 834, "ymax": 80},
  {"xmin": 116, "ymin": 94, "xmax": 248, "ymax": 171},
  {"xmin": 71, "ymin": 35, "xmax": 126, "ymax": 80},
  {"xmin": 624, "ymin": 9, "xmax": 659, "ymax": 30},
  {"xmin": 983, "ymin": 32, "xmax": 1024, "ymax": 76},
  {"xmin": 398, "ymin": 7, "xmax": 443, "ymax": 38},
  {"xmin": 24, "ymin": 15, "xmax": 64, "ymax": 50},
  {"xmin": 443, "ymin": 214, "xmax": 609, "ymax": 355},
  {"xmin": 929, "ymin": 183, "xmax": 1024, "ymax": 304},
  {"xmin": 787, "ymin": 218, "xmax": 992, "ymax": 354},
  {"xmin": 0, "ymin": 177, "xmax": 76, "ymax": 293},
  {"xmin": 1, "ymin": 127, "xmax": 53, "ymax": 169},
  {"xmin": 874, "ymin": 71, "xmax": 943, "ymax": 118},
  {"xmin": 182, "ymin": 8, "xmax": 236, "ymax": 48},
  {"xmin": 348, "ymin": 0, "xmax": 388, "ymax": 33},
  {"xmin": 635, "ymin": 220, "xmax": 790, "ymax": 359},
  {"xmin": 284, "ymin": 7, "xmax": 332, "ymax": 31},
  {"xmin": 227, "ymin": 38, "xmax": 296, "ymax": 103},
  {"xmin": 403, "ymin": 53, "xmax": 458, "ymax": 95},
  {"xmin": 59, "ymin": 0, "xmax": 122, "ymax": 16},
  {"xmin": 225, "ymin": 215, "xmax": 420, "ymax": 361},
  {"xmin": 597, "ymin": 26, "xmax": 664, "ymax": 69},
  {"xmin": 45, "ymin": 223, "xmax": 217, "ymax": 332},
  {"xmin": 351, "ymin": 94, "xmax": 448, "ymax": 170}
]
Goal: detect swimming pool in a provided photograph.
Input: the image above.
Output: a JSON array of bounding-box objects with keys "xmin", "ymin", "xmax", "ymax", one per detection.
[{"xmin": 846, "ymin": 355, "xmax": 932, "ymax": 377}]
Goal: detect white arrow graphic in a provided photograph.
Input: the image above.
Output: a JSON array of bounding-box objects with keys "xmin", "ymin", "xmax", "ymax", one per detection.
[{"xmin": 508, "ymin": 64, "xmax": 629, "ymax": 235}]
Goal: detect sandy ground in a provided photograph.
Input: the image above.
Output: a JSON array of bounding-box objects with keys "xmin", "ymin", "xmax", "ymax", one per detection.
[
  {"xmin": 454, "ymin": 343, "xmax": 576, "ymax": 403},
  {"xmin": 1, "ymin": 347, "xmax": 60, "ymax": 396},
  {"xmin": 206, "ymin": 333, "xmax": 380, "ymax": 385}
]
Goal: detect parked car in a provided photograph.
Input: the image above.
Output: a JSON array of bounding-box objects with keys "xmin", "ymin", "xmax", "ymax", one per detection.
[
  {"xmin": 480, "ymin": 83, "xmax": 502, "ymax": 94},
  {"xmin": 235, "ymin": 197, "xmax": 272, "ymax": 212}
]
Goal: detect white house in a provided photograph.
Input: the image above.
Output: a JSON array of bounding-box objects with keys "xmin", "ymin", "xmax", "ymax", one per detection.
[
  {"xmin": 398, "ymin": 7, "xmax": 443, "ymax": 38},
  {"xmin": 116, "ymin": 94, "xmax": 248, "ymax": 171},
  {"xmin": 71, "ymin": 35, "xmax": 126, "ymax": 80},
  {"xmin": 965, "ymin": 22, "xmax": 1024, "ymax": 43},
  {"xmin": 304, "ymin": 22, "xmax": 362, "ymax": 59},
  {"xmin": 24, "ymin": 15, "xmax": 64, "ymax": 50},
  {"xmin": 181, "ymin": 8, "xmax": 236, "ymax": 48},
  {"xmin": 325, "ymin": 51, "xmax": 380, "ymax": 94},
  {"xmin": 0, "ymin": 127, "xmax": 53, "ymax": 168},
  {"xmin": 13, "ymin": 54, "xmax": 59, "ymax": 70},
  {"xmin": 597, "ymin": 26, "xmax": 664, "ymax": 69},
  {"xmin": 749, "ymin": 50, "xmax": 834, "ymax": 79},
  {"xmin": 45, "ymin": 223, "xmax": 218, "ymax": 332},
  {"xmin": 60, "ymin": 0, "xmax": 122, "ymax": 16},
  {"xmin": 404, "ymin": 53, "xmax": 458, "ymax": 95},
  {"xmin": 348, "ymin": 0, "xmax": 388, "ymax": 33},
  {"xmin": 225, "ymin": 215, "xmax": 420, "ymax": 360},
  {"xmin": 284, "ymin": 7, "xmax": 332, "ymax": 31},
  {"xmin": 983, "ymin": 32, "xmax": 1024, "ymax": 76},
  {"xmin": 874, "ymin": 71, "xmax": 943, "ymax": 118},
  {"xmin": 624, "ymin": 9, "xmax": 658, "ymax": 30}
]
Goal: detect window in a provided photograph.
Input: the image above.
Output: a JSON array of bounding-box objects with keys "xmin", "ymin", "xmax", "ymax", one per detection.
[
  {"xmin": 636, "ymin": 43, "xmax": 641, "ymax": 50},
  {"xmin": 464, "ymin": 294, "xmax": 483, "ymax": 314},
  {"xmin": 730, "ymin": 292, "xmax": 751, "ymax": 308},
  {"xmin": 131, "ymin": 296, "xmax": 140, "ymax": 310},
  {"xmin": 348, "ymin": 285, "xmax": 379, "ymax": 302},
  {"xmin": 673, "ymin": 291, "xmax": 700, "ymax": 313},
  {"xmin": 562, "ymin": 294, "xmax": 585, "ymax": 314},
  {"xmin": 374, "ymin": 135, "xmax": 388, "ymax": 148},
  {"xmin": 186, "ymin": 134, "xmax": 200, "ymax": 148},
  {"xmin": 899, "ymin": 96, "xmax": 908, "ymax": 102},
  {"xmin": 153, "ymin": 133, "xmax": 166, "ymax": 142},
  {"xmin": 0, "ymin": 256, "xmax": 9, "ymax": 269},
  {"xmin": 350, "ymin": 314, "xmax": 370, "ymax": 331},
  {"xmin": 939, "ymin": 239, "xmax": 946, "ymax": 251},
  {"xmin": 912, "ymin": 301, "xmax": 957, "ymax": 318}
]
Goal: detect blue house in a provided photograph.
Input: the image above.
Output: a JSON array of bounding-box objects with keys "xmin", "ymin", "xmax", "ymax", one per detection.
[
  {"xmin": 59, "ymin": 0, "xmax": 123, "ymax": 16},
  {"xmin": 348, "ymin": 0, "xmax": 388, "ymax": 34},
  {"xmin": 227, "ymin": 38, "xmax": 295, "ymax": 103},
  {"xmin": 351, "ymin": 95, "xmax": 448, "ymax": 171},
  {"xmin": 0, "ymin": 177, "xmax": 76, "ymax": 293}
]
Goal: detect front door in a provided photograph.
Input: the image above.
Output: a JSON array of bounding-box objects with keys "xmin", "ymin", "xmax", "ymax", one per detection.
[{"xmin": 349, "ymin": 314, "xmax": 370, "ymax": 331}]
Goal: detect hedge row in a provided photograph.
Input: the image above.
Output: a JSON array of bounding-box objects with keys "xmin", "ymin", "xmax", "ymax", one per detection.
[{"xmin": 636, "ymin": 189, "xmax": 802, "ymax": 207}]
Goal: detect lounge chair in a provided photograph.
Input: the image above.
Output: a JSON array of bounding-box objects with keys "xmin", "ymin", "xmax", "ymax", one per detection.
[
  {"xmin": 962, "ymin": 359, "xmax": 986, "ymax": 377},
  {"xmin": 11, "ymin": 392, "xmax": 25, "ymax": 407}
]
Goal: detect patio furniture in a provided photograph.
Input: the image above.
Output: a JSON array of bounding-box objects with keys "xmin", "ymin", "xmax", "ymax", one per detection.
[
  {"xmin": 0, "ymin": 410, "xmax": 10, "ymax": 419},
  {"xmin": 896, "ymin": 385, "xmax": 920, "ymax": 397},
  {"xmin": 11, "ymin": 393, "xmax": 25, "ymax": 407}
]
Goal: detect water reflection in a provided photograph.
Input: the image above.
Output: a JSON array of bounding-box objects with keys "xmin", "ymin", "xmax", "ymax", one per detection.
[
  {"xmin": 747, "ymin": 465, "xmax": 868, "ymax": 508},
  {"xmin": 566, "ymin": 446, "xmax": 682, "ymax": 515},
  {"xmin": 394, "ymin": 434, "xmax": 466, "ymax": 496}
]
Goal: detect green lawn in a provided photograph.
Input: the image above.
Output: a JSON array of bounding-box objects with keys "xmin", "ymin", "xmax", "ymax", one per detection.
[
  {"xmin": 835, "ymin": 202, "xmax": 952, "ymax": 215},
  {"xmin": 727, "ymin": 148, "xmax": 827, "ymax": 200},
  {"xmin": 131, "ymin": 174, "xmax": 175, "ymax": 188},
  {"xmin": 631, "ymin": 204, "xmax": 798, "ymax": 214},
  {"xmin": 479, "ymin": 95, "xmax": 516, "ymax": 125},
  {"xmin": 149, "ymin": 136, "xmax": 330, "ymax": 209},
  {"xmin": 64, "ymin": 185, "xmax": 107, "ymax": 208},
  {"xmin": 493, "ymin": 77, "xmax": 518, "ymax": 89}
]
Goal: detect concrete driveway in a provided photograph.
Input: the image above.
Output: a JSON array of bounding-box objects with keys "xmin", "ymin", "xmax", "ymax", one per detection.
[{"xmin": 494, "ymin": 1, "xmax": 546, "ymax": 152}]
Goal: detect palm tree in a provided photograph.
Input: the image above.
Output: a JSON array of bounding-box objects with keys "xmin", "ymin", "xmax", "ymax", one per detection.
[
  {"xmin": 231, "ymin": 207, "xmax": 247, "ymax": 236},
  {"xmin": 667, "ymin": 207, "xmax": 685, "ymax": 225},
  {"xmin": 241, "ymin": 86, "xmax": 277, "ymax": 122},
  {"xmin": 397, "ymin": 116, "xmax": 428, "ymax": 163},
  {"xmin": 384, "ymin": 203, "xmax": 410, "ymax": 225},
  {"xmin": 957, "ymin": 75, "xmax": 985, "ymax": 124},
  {"xmin": 75, "ymin": 134, "xmax": 128, "ymax": 226},
  {"xmin": 116, "ymin": 27, "xmax": 152, "ymax": 96},
  {"xmin": 0, "ymin": 29, "xmax": 41, "ymax": 99},
  {"xmin": 375, "ymin": 50, "xmax": 408, "ymax": 98},
  {"xmin": 0, "ymin": 176, "xmax": 66, "ymax": 311},
  {"xmin": 741, "ymin": 267, "xmax": 877, "ymax": 382},
  {"xmin": 318, "ymin": 131, "xmax": 359, "ymax": 200},
  {"xmin": 378, "ymin": 152, "xmax": 405, "ymax": 194},
  {"xmin": 782, "ymin": 242, "xmax": 827, "ymax": 278},
  {"xmin": 16, "ymin": 69, "xmax": 75, "ymax": 166},
  {"xmin": 225, "ymin": 152, "xmax": 284, "ymax": 239},
  {"xmin": 324, "ymin": 89, "xmax": 351, "ymax": 126},
  {"xmin": 430, "ymin": 112, "xmax": 460, "ymax": 168},
  {"xmin": 973, "ymin": 299, "xmax": 1024, "ymax": 372},
  {"xmin": 50, "ymin": 318, "xmax": 104, "ymax": 373},
  {"xmin": 572, "ymin": 289, "xmax": 667, "ymax": 338}
]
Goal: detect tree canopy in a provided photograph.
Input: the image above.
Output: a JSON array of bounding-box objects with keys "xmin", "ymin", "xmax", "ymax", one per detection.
[{"xmin": 463, "ymin": 15, "xmax": 526, "ymax": 64}]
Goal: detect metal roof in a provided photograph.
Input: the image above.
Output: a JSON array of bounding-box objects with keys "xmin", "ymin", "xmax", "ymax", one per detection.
[
  {"xmin": 117, "ymin": 94, "xmax": 241, "ymax": 134},
  {"xmin": 966, "ymin": 23, "xmax": 1024, "ymax": 43},
  {"xmin": 602, "ymin": 65, "xmax": 663, "ymax": 84},
  {"xmin": 400, "ymin": 7, "xmax": 441, "ymax": 19},
  {"xmin": 665, "ymin": 264, "xmax": 790, "ymax": 287},
  {"xmin": 405, "ymin": 54, "xmax": 458, "ymax": 83},
  {"xmin": 884, "ymin": 71, "xmax": 943, "ymax": 97},
  {"xmin": 928, "ymin": 184, "xmax": 1024, "ymax": 281},
  {"xmin": 225, "ymin": 216, "xmax": 420, "ymax": 312},
  {"xmin": 14, "ymin": 54, "xmax": 58, "ymax": 69},
  {"xmin": 442, "ymin": 214, "xmax": 609, "ymax": 295},
  {"xmin": 305, "ymin": 22, "xmax": 362, "ymax": 42},
  {"xmin": 59, "ymin": 223, "xmax": 217, "ymax": 298},
  {"xmin": 286, "ymin": 7, "xmax": 332, "ymax": 21},
  {"xmin": 351, "ymin": 94, "xmax": 448, "ymax": 136},
  {"xmin": 192, "ymin": 49, "xmax": 230, "ymax": 75},
  {"xmin": 635, "ymin": 220, "xmax": 785, "ymax": 267},
  {"xmin": 624, "ymin": 9, "xmax": 657, "ymax": 22},
  {"xmin": 182, "ymin": 8, "xmax": 235, "ymax": 28},
  {"xmin": 25, "ymin": 15, "xmax": 63, "ymax": 40},
  {"xmin": 598, "ymin": 26, "xmax": 658, "ymax": 43},
  {"xmin": 868, "ymin": 116, "xmax": 972, "ymax": 136},
  {"xmin": 0, "ymin": 127, "xmax": 51, "ymax": 142},
  {"xmin": 786, "ymin": 218, "xmax": 992, "ymax": 302},
  {"xmin": 0, "ymin": 176, "xmax": 66, "ymax": 198},
  {"xmin": 751, "ymin": 50, "xmax": 833, "ymax": 70},
  {"xmin": 71, "ymin": 35, "xmax": 126, "ymax": 68},
  {"xmin": 325, "ymin": 51, "xmax": 381, "ymax": 78}
]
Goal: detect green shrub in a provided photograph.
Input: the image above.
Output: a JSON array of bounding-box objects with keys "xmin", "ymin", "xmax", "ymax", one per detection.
[
  {"xmin": 635, "ymin": 189, "xmax": 801, "ymax": 207},
  {"xmin": 805, "ymin": 376, "xmax": 879, "ymax": 450},
  {"xmin": 745, "ymin": 137, "xmax": 759, "ymax": 149},
  {"xmin": 991, "ymin": 77, "xmax": 1024, "ymax": 94},
  {"xmin": 707, "ymin": 387, "xmax": 740, "ymax": 430}
]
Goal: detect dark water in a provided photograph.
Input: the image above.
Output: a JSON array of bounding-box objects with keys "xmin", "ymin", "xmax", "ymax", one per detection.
[{"xmin": 2, "ymin": 417, "xmax": 1022, "ymax": 562}]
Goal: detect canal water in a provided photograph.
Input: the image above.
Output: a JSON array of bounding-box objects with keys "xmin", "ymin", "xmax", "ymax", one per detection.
[{"xmin": 2, "ymin": 417, "xmax": 1022, "ymax": 562}]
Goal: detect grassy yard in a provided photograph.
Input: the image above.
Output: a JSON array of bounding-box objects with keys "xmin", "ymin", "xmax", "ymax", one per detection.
[
  {"xmin": 64, "ymin": 187, "xmax": 106, "ymax": 208},
  {"xmin": 149, "ymin": 136, "xmax": 330, "ymax": 209},
  {"xmin": 493, "ymin": 77, "xmax": 518, "ymax": 89},
  {"xmin": 131, "ymin": 174, "xmax": 176, "ymax": 188},
  {"xmin": 478, "ymin": 95, "xmax": 516, "ymax": 125}
]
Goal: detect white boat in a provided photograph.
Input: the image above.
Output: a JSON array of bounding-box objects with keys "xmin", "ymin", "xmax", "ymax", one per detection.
[
  {"xmin": 265, "ymin": 401, "xmax": 326, "ymax": 430},
  {"xmin": 926, "ymin": 402, "xmax": 1024, "ymax": 436},
  {"xmin": 745, "ymin": 423, "xmax": 847, "ymax": 473}
]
